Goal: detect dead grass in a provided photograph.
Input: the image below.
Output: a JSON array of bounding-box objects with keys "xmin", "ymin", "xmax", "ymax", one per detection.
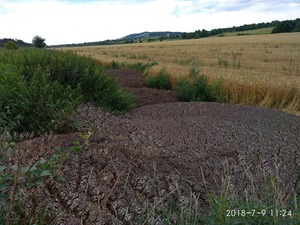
[{"xmin": 59, "ymin": 33, "xmax": 300, "ymax": 114}]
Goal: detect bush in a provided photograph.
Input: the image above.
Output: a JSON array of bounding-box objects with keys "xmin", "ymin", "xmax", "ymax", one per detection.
[
  {"xmin": 80, "ymin": 71, "xmax": 135, "ymax": 113},
  {"xmin": 175, "ymin": 68, "xmax": 213, "ymax": 102},
  {"xmin": 174, "ymin": 77, "xmax": 194, "ymax": 101},
  {"xmin": 0, "ymin": 64, "xmax": 82, "ymax": 134},
  {"xmin": 4, "ymin": 41, "xmax": 19, "ymax": 50},
  {"xmin": 146, "ymin": 68, "xmax": 171, "ymax": 90},
  {"xmin": 0, "ymin": 48, "xmax": 135, "ymax": 134}
]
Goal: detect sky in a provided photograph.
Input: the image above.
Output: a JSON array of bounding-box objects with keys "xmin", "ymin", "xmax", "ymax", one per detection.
[{"xmin": 1, "ymin": 0, "xmax": 300, "ymax": 45}]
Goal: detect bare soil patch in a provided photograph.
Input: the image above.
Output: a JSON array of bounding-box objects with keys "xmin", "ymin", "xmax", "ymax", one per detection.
[
  {"xmin": 107, "ymin": 69, "xmax": 177, "ymax": 107},
  {"xmin": 13, "ymin": 69, "xmax": 300, "ymax": 224}
]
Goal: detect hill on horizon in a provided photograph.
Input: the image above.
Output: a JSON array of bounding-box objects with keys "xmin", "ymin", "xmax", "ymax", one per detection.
[
  {"xmin": 122, "ymin": 31, "xmax": 182, "ymax": 40},
  {"xmin": 0, "ymin": 38, "xmax": 32, "ymax": 47}
]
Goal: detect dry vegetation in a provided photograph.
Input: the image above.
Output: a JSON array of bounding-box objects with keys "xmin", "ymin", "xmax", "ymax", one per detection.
[{"xmin": 61, "ymin": 33, "xmax": 300, "ymax": 114}]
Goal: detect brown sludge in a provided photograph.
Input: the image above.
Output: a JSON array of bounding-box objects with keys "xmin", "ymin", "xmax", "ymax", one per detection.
[{"xmin": 15, "ymin": 69, "xmax": 299, "ymax": 224}]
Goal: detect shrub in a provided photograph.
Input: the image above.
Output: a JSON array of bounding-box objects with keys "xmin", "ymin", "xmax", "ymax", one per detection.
[
  {"xmin": 80, "ymin": 71, "xmax": 135, "ymax": 113},
  {"xmin": 0, "ymin": 48, "xmax": 135, "ymax": 134},
  {"xmin": 0, "ymin": 64, "xmax": 82, "ymax": 134},
  {"xmin": 174, "ymin": 77, "xmax": 194, "ymax": 101},
  {"xmin": 175, "ymin": 68, "xmax": 213, "ymax": 102},
  {"xmin": 4, "ymin": 41, "xmax": 19, "ymax": 50},
  {"xmin": 210, "ymin": 78, "xmax": 224, "ymax": 102},
  {"xmin": 193, "ymin": 71, "xmax": 211, "ymax": 101},
  {"xmin": 146, "ymin": 68, "xmax": 171, "ymax": 90}
]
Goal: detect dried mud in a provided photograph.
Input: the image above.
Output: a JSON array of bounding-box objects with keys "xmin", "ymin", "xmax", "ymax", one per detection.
[{"xmin": 14, "ymin": 69, "xmax": 300, "ymax": 224}]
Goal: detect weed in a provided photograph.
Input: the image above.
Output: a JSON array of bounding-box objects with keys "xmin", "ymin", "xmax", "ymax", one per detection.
[
  {"xmin": 200, "ymin": 160, "xmax": 300, "ymax": 225},
  {"xmin": 0, "ymin": 48, "xmax": 135, "ymax": 135},
  {"xmin": 0, "ymin": 132, "xmax": 91, "ymax": 225},
  {"xmin": 175, "ymin": 68, "xmax": 214, "ymax": 102},
  {"xmin": 177, "ymin": 58, "xmax": 194, "ymax": 66},
  {"xmin": 110, "ymin": 60, "xmax": 119, "ymax": 69},
  {"xmin": 129, "ymin": 61, "xmax": 158, "ymax": 72},
  {"xmin": 145, "ymin": 68, "xmax": 171, "ymax": 90},
  {"xmin": 0, "ymin": 63, "xmax": 82, "ymax": 134},
  {"xmin": 137, "ymin": 159, "xmax": 299, "ymax": 225}
]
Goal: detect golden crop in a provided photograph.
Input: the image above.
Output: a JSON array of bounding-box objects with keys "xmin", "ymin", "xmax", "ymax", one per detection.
[{"xmin": 60, "ymin": 32, "xmax": 300, "ymax": 114}]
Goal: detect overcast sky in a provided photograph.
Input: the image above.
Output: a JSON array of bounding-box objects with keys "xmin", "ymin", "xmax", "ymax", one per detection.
[{"xmin": 1, "ymin": 0, "xmax": 300, "ymax": 45}]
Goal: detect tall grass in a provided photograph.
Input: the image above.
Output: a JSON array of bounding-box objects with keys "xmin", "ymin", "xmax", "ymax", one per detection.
[
  {"xmin": 137, "ymin": 159, "xmax": 299, "ymax": 225},
  {"xmin": 0, "ymin": 48, "xmax": 135, "ymax": 135}
]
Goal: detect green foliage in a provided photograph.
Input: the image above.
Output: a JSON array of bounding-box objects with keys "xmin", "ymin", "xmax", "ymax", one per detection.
[
  {"xmin": 129, "ymin": 61, "xmax": 158, "ymax": 72},
  {"xmin": 80, "ymin": 69, "xmax": 135, "ymax": 113},
  {"xmin": 32, "ymin": 35, "xmax": 46, "ymax": 48},
  {"xmin": 174, "ymin": 77, "xmax": 195, "ymax": 102},
  {"xmin": 272, "ymin": 19, "xmax": 300, "ymax": 34},
  {"xmin": 4, "ymin": 41, "xmax": 19, "ymax": 50},
  {"xmin": 183, "ymin": 20, "xmax": 280, "ymax": 39},
  {"xmin": 210, "ymin": 78, "xmax": 224, "ymax": 102},
  {"xmin": 0, "ymin": 48, "xmax": 135, "ymax": 135},
  {"xmin": 0, "ymin": 63, "xmax": 82, "ymax": 134},
  {"xmin": 0, "ymin": 132, "xmax": 91, "ymax": 224},
  {"xmin": 146, "ymin": 68, "xmax": 171, "ymax": 90},
  {"xmin": 110, "ymin": 60, "xmax": 119, "ymax": 69},
  {"xmin": 0, "ymin": 134, "xmax": 64, "ymax": 224},
  {"xmin": 175, "ymin": 68, "xmax": 216, "ymax": 102}
]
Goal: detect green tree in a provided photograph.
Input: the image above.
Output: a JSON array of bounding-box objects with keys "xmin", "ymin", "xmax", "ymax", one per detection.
[
  {"xmin": 32, "ymin": 35, "xmax": 46, "ymax": 48},
  {"xmin": 4, "ymin": 40, "xmax": 19, "ymax": 50}
]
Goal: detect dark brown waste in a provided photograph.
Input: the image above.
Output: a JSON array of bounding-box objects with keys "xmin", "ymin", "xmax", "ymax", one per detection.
[{"xmin": 14, "ymin": 69, "xmax": 299, "ymax": 224}]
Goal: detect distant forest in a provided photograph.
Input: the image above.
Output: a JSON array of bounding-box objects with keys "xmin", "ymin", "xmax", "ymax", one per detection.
[
  {"xmin": 54, "ymin": 18, "xmax": 300, "ymax": 47},
  {"xmin": 182, "ymin": 18, "xmax": 300, "ymax": 39},
  {"xmin": 1, "ymin": 18, "xmax": 299, "ymax": 48}
]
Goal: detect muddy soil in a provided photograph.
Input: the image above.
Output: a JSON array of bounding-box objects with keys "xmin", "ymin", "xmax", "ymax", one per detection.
[
  {"xmin": 107, "ymin": 69, "xmax": 177, "ymax": 107},
  {"xmin": 13, "ymin": 69, "xmax": 300, "ymax": 224}
]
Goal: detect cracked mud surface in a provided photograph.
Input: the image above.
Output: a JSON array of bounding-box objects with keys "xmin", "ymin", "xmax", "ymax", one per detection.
[{"xmin": 14, "ymin": 70, "xmax": 300, "ymax": 224}]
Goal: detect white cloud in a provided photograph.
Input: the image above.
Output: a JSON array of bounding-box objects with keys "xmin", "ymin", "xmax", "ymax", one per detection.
[{"xmin": 0, "ymin": 0, "xmax": 299, "ymax": 45}]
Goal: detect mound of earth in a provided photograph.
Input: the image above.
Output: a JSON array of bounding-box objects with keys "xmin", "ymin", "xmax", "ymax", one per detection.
[{"xmin": 12, "ymin": 70, "xmax": 300, "ymax": 224}]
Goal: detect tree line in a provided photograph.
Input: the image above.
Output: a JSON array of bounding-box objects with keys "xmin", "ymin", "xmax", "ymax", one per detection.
[
  {"xmin": 271, "ymin": 18, "xmax": 300, "ymax": 33},
  {"xmin": 0, "ymin": 35, "xmax": 46, "ymax": 49},
  {"xmin": 1, "ymin": 18, "xmax": 299, "ymax": 48},
  {"xmin": 182, "ymin": 18, "xmax": 300, "ymax": 39}
]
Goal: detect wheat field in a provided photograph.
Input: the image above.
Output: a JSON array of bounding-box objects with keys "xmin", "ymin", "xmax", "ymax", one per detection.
[{"xmin": 60, "ymin": 32, "xmax": 300, "ymax": 114}]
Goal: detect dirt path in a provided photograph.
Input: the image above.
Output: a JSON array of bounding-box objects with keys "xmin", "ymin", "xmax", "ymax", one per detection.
[
  {"xmin": 14, "ymin": 69, "xmax": 300, "ymax": 225},
  {"xmin": 107, "ymin": 69, "xmax": 177, "ymax": 107}
]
